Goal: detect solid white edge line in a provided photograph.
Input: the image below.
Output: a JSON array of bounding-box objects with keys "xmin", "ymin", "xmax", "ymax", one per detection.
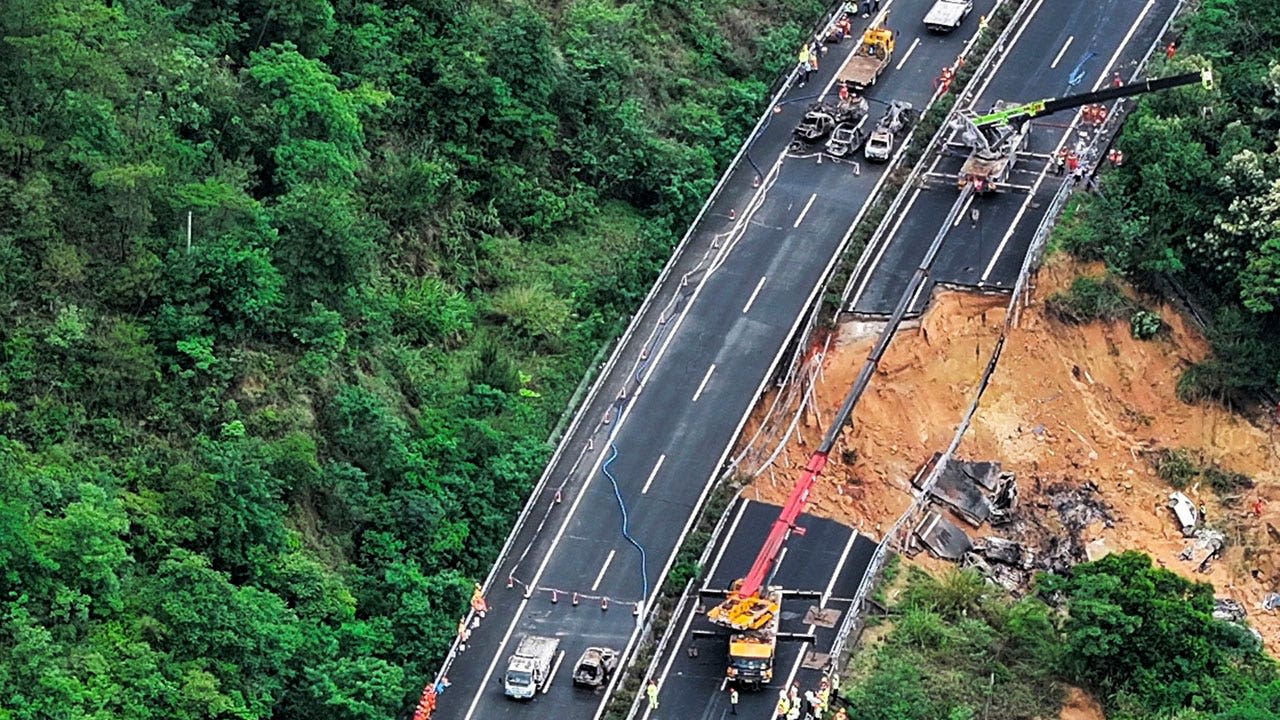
[
  {"xmin": 1050, "ymin": 35, "xmax": 1074, "ymax": 69},
  {"xmin": 641, "ymin": 454, "xmax": 666, "ymax": 495},
  {"xmin": 692, "ymin": 364, "xmax": 716, "ymax": 403},
  {"xmin": 848, "ymin": 187, "xmax": 922, "ymax": 308},
  {"xmin": 980, "ymin": 0, "xmax": 1156, "ymax": 282},
  {"xmin": 544, "ymin": 649, "xmax": 566, "ymax": 694},
  {"xmin": 896, "ymin": 37, "xmax": 921, "ymax": 71},
  {"xmin": 953, "ymin": 193, "xmax": 974, "ymax": 227},
  {"xmin": 970, "ymin": 0, "xmax": 1047, "ymax": 103},
  {"xmin": 793, "ymin": 193, "xmax": 818, "ymax": 228},
  {"xmin": 641, "ymin": 500, "xmax": 752, "ymax": 720},
  {"xmin": 592, "ymin": 550, "xmax": 618, "ymax": 592},
  {"xmin": 777, "ymin": 529, "xmax": 860, "ymax": 700},
  {"xmin": 742, "ymin": 276, "xmax": 768, "ymax": 314}
]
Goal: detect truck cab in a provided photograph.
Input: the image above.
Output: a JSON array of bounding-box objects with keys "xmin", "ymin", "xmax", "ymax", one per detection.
[
  {"xmin": 726, "ymin": 632, "xmax": 775, "ymax": 688},
  {"xmin": 503, "ymin": 635, "xmax": 561, "ymax": 699},
  {"xmin": 503, "ymin": 659, "xmax": 541, "ymax": 699}
]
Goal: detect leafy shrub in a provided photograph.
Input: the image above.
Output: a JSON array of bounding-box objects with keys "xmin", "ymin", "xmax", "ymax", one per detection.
[
  {"xmin": 1129, "ymin": 308, "xmax": 1164, "ymax": 339},
  {"xmin": 1152, "ymin": 447, "xmax": 1198, "ymax": 488},
  {"xmin": 1044, "ymin": 276, "xmax": 1133, "ymax": 323}
]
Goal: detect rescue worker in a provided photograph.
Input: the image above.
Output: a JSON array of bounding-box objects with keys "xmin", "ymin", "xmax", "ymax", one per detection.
[
  {"xmin": 470, "ymin": 582, "xmax": 488, "ymax": 617},
  {"xmin": 816, "ymin": 683, "xmax": 830, "ymax": 714},
  {"xmin": 1108, "ymin": 148, "xmax": 1124, "ymax": 166},
  {"xmin": 776, "ymin": 690, "xmax": 792, "ymax": 719},
  {"xmin": 646, "ymin": 680, "xmax": 660, "ymax": 711},
  {"xmin": 1054, "ymin": 150, "xmax": 1066, "ymax": 176},
  {"xmin": 978, "ymin": 14, "xmax": 989, "ymax": 33},
  {"xmin": 798, "ymin": 45, "xmax": 813, "ymax": 86},
  {"xmin": 1112, "ymin": 72, "xmax": 1124, "ymax": 88},
  {"xmin": 1166, "ymin": 40, "xmax": 1178, "ymax": 59},
  {"xmin": 838, "ymin": 82, "xmax": 850, "ymax": 103},
  {"xmin": 803, "ymin": 690, "xmax": 819, "ymax": 719},
  {"xmin": 729, "ymin": 686, "xmax": 739, "ymax": 715},
  {"xmin": 970, "ymin": 207, "xmax": 980, "ymax": 228}
]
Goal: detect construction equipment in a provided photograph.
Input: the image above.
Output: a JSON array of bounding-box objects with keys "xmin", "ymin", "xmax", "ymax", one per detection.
[
  {"xmin": 570, "ymin": 646, "xmax": 619, "ymax": 688},
  {"xmin": 954, "ymin": 69, "xmax": 1211, "ymax": 192},
  {"xmin": 705, "ymin": 453, "xmax": 829, "ymax": 688},
  {"xmin": 837, "ymin": 25, "xmax": 896, "ymax": 90},
  {"xmin": 923, "ymin": 0, "xmax": 973, "ymax": 33},
  {"xmin": 724, "ymin": 587, "xmax": 783, "ymax": 689},
  {"xmin": 503, "ymin": 635, "xmax": 562, "ymax": 699},
  {"xmin": 864, "ymin": 100, "xmax": 916, "ymax": 161}
]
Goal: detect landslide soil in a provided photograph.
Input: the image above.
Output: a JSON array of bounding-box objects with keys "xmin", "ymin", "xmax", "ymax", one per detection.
[{"xmin": 746, "ymin": 256, "xmax": 1280, "ymax": 656}]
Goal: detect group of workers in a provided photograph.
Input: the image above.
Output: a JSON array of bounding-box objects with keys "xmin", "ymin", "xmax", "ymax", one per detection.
[{"xmin": 774, "ymin": 676, "xmax": 838, "ymax": 719}]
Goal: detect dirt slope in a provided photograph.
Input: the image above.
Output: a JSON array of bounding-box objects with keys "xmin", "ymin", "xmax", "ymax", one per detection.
[{"xmin": 747, "ymin": 256, "xmax": 1280, "ymax": 654}]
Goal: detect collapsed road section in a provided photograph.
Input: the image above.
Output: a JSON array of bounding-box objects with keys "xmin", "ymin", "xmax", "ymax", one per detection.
[
  {"xmin": 425, "ymin": 1, "xmax": 1003, "ymax": 719},
  {"xmin": 845, "ymin": 0, "xmax": 1188, "ymax": 317}
]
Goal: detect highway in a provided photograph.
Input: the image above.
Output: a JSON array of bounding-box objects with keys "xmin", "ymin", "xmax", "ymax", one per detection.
[
  {"xmin": 644, "ymin": 1, "xmax": 1183, "ymax": 719},
  {"xmin": 431, "ymin": 1, "xmax": 994, "ymax": 718},
  {"xmin": 848, "ymin": 0, "xmax": 1182, "ymax": 316},
  {"xmin": 645, "ymin": 501, "xmax": 875, "ymax": 720}
]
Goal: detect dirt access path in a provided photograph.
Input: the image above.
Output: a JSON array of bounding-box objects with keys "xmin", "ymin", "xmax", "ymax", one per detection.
[{"xmin": 744, "ymin": 255, "xmax": 1280, "ymax": 655}]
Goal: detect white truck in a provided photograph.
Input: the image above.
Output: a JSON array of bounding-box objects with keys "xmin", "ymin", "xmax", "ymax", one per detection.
[
  {"xmin": 923, "ymin": 0, "xmax": 973, "ymax": 32},
  {"xmin": 503, "ymin": 635, "xmax": 563, "ymax": 699}
]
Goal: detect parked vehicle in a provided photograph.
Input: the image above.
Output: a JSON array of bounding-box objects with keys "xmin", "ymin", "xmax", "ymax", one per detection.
[{"xmin": 503, "ymin": 635, "xmax": 562, "ymax": 699}]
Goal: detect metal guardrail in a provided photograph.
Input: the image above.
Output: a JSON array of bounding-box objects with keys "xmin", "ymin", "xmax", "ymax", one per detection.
[{"xmin": 826, "ymin": 0, "xmax": 1193, "ymax": 668}]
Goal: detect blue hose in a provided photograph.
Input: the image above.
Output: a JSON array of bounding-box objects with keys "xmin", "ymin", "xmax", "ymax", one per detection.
[{"xmin": 600, "ymin": 440, "xmax": 650, "ymax": 600}]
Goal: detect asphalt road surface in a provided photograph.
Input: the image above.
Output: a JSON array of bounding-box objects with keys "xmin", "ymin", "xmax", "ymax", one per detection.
[
  {"xmin": 433, "ymin": 1, "xmax": 993, "ymax": 718},
  {"xmin": 641, "ymin": 500, "xmax": 875, "ymax": 720},
  {"xmin": 848, "ymin": 0, "xmax": 1181, "ymax": 316}
]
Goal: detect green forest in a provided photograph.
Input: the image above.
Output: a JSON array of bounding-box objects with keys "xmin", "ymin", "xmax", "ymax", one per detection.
[
  {"xmin": 0, "ymin": 0, "xmax": 824, "ymax": 717},
  {"xmin": 841, "ymin": 554, "xmax": 1280, "ymax": 720},
  {"xmin": 1057, "ymin": 0, "xmax": 1280, "ymax": 405}
]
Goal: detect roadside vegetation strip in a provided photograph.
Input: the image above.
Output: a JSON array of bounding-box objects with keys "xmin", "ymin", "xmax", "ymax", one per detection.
[
  {"xmin": 831, "ymin": 0, "xmax": 1025, "ymax": 312},
  {"xmin": 429, "ymin": 0, "xmax": 851, "ymax": 696},
  {"xmin": 603, "ymin": 2, "xmax": 1036, "ymax": 713}
]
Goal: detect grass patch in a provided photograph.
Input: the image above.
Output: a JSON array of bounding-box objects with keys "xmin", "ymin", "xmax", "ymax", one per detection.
[
  {"xmin": 1147, "ymin": 447, "xmax": 1254, "ymax": 501},
  {"xmin": 1045, "ymin": 275, "xmax": 1133, "ymax": 323}
]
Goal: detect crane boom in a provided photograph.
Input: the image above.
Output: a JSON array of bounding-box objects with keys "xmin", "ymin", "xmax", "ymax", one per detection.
[{"xmin": 972, "ymin": 69, "xmax": 1211, "ymax": 128}]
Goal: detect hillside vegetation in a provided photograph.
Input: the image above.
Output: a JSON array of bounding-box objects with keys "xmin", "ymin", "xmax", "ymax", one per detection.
[
  {"xmin": 1054, "ymin": 0, "xmax": 1280, "ymax": 405},
  {"xmin": 0, "ymin": 0, "xmax": 825, "ymax": 717},
  {"xmin": 844, "ymin": 555, "xmax": 1280, "ymax": 720}
]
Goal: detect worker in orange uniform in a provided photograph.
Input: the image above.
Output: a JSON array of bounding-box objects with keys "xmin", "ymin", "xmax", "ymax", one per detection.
[
  {"xmin": 1112, "ymin": 72, "xmax": 1124, "ymax": 88},
  {"xmin": 1166, "ymin": 40, "xmax": 1178, "ymax": 59}
]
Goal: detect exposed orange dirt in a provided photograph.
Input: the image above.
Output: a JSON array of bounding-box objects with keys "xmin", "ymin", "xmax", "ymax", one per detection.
[
  {"xmin": 1059, "ymin": 687, "xmax": 1107, "ymax": 720},
  {"xmin": 745, "ymin": 256, "xmax": 1280, "ymax": 656}
]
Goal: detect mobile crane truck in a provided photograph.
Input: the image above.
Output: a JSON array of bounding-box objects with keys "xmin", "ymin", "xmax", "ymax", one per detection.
[{"xmin": 955, "ymin": 69, "xmax": 1212, "ymax": 193}]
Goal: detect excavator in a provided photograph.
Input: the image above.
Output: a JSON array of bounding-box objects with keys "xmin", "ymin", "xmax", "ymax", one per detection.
[{"xmin": 954, "ymin": 68, "xmax": 1212, "ymax": 192}]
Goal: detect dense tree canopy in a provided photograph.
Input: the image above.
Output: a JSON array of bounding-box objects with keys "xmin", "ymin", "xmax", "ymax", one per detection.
[
  {"xmin": 1053, "ymin": 0, "xmax": 1280, "ymax": 403},
  {"xmin": 0, "ymin": 0, "xmax": 823, "ymax": 716}
]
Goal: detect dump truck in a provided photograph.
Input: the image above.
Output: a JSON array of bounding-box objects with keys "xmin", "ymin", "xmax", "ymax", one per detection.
[
  {"xmin": 503, "ymin": 635, "xmax": 562, "ymax": 699},
  {"xmin": 571, "ymin": 646, "xmax": 619, "ymax": 688},
  {"xmin": 923, "ymin": 0, "xmax": 973, "ymax": 32},
  {"xmin": 724, "ymin": 587, "xmax": 784, "ymax": 689},
  {"xmin": 837, "ymin": 26, "xmax": 895, "ymax": 90},
  {"xmin": 864, "ymin": 100, "xmax": 916, "ymax": 161}
]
